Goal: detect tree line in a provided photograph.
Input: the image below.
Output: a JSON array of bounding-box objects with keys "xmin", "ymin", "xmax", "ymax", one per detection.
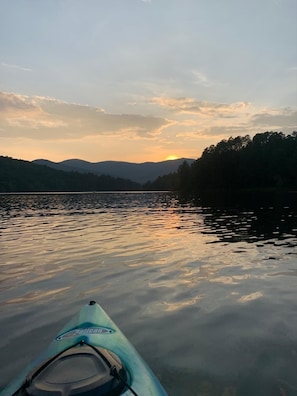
[
  {"xmin": 0, "ymin": 156, "xmax": 140, "ymax": 192},
  {"xmin": 1, "ymin": 131, "xmax": 296, "ymax": 192},
  {"xmin": 146, "ymin": 131, "xmax": 297, "ymax": 192}
]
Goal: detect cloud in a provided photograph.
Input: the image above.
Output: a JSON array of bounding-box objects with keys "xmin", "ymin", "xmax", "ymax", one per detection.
[
  {"xmin": 1, "ymin": 90, "xmax": 296, "ymax": 162},
  {"xmin": 150, "ymin": 95, "xmax": 297, "ymax": 138},
  {"xmin": 288, "ymin": 66, "xmax": 297, "ymax": 72},
  {"xmin": 196, "ymin": 126, "xmax": 252, "ymax": 138},
  {"xmin": 150, "ymin": 96, "xmax": 250, "ymax": 117},
  {"xmin": 1, "ymin": 62, "xmax": 32, "ymax": 72},
  {"xmin": 0, "ymin": 91, "xmax": 171, "ymax": 140},
  {"xmin": 0, "ymin": 91, "xmax": 35, "ymax": 111},
  {"xmin": 252, "ymin": 108, "xmax": 297, "ymax": 130},
  {"xmin": 0, "ymin": 92, "xmax": 67, "ymax": 130},
  {"xmin": 191, "ymin": 70, "xmax": 217, "ymax": 87}
]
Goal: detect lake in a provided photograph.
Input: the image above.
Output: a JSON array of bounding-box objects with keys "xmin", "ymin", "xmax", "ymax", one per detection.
[{"xmin": 0, "ymin": 191, "xmax": 297, "ymax": 395}]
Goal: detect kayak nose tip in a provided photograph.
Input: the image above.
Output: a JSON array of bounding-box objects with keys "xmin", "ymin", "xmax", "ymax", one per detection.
[{"xmin": 89, "ymin": 300, "xmax": 96, "ymax": 305}]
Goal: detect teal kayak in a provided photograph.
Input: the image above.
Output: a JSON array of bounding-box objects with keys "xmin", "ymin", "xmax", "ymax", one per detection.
[{"xmin": 1, "ymin": 301, "xmax": 168, "ymax": 395}]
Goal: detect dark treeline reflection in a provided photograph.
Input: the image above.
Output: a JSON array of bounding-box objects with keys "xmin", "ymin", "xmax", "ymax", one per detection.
[
  {"xmin": 1, "ymin": 190, "xmax": 297, "ymax": 249},
  {"xmin": 180, "ymin": 190, "xmax": 297, "ymax": 245}
]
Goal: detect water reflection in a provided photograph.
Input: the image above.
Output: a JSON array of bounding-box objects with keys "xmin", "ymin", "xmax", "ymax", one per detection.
[
  {"xmin": 186, "ymin": 190, "xmax": 297, "ymax": 246},
  {"xmin": 2, "ymin": 191, "xmax": 297, "ymax": 248},
  {"xmin": 0, "ymin": 192, "xmax": 297, "ymax": 395}
]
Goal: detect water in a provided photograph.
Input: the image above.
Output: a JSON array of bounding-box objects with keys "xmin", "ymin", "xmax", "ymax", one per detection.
[{"xmin": 0, "ymin": 191, "xmax": 297, "ymax": 395}]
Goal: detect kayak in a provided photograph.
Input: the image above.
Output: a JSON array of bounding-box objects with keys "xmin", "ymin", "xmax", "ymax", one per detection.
[{"xmin": 0, "ymin": 300, "xmax": 168, "ymax": 396}]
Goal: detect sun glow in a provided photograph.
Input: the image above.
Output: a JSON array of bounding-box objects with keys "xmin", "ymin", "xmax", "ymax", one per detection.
[{"xmin": 165, "ymin": 155, "xmax": 179, "ymax": 161}]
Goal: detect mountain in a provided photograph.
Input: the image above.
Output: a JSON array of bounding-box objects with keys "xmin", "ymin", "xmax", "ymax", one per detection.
[
  {"xmin": 0, "ymin": 156, "xmax": 140, "ymax": 192},
  {"xmin": 32, "ymin": 158, "xmax": 195, "ymax": 184}
]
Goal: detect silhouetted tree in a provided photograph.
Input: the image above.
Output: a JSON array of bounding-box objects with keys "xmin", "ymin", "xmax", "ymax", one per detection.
[{"xmin": 176, "ymin": 131, "xmax": 297, "ymax": 192}]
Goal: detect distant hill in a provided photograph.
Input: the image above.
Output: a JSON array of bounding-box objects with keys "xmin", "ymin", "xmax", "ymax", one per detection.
[
  {"xmin": 33, "ymin": 158, "xmax": 195, "ymax": 184},
  {"xmin": 0, "ymin": 156, "xmax": 140, "ymax": 192}
]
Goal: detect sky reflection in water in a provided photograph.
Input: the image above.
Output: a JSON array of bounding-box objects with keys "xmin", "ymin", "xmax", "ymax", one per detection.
[{"xmin": 0, "ymin": 191, "xmax": 297, "ymax": 395}]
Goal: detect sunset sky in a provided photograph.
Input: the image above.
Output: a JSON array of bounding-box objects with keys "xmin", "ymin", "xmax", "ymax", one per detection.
[{"xmin": 1, "ymin": 0, "xmax": 296, "ymax": 163}]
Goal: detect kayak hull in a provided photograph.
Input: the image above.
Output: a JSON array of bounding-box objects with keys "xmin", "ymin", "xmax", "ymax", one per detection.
[{"xmin": 1, "ymin": 301, "xmax": 167, "ymax": 396}]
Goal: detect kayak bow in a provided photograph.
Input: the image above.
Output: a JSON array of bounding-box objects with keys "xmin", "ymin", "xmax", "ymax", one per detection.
[{"xmin": 1, "ymin": 301, "xmax": 168, "ymax": 396}]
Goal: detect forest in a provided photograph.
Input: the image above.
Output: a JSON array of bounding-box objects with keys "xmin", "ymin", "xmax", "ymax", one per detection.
[
  {"xmin": 1, "ymin": 131, "xmax": 296, "ymax": 193},
  {"xmin": 0, "ymin": 156, "xmax": 140, "ymax": 192},
  {"xmin": 146, "ymin": 131, "xmax": 297, "ymax": 192}
]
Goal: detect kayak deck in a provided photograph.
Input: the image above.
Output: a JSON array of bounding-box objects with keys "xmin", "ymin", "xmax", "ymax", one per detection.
[{"xmin": 1, "ymin": 301, "xmax": 168, "ymax": 396}]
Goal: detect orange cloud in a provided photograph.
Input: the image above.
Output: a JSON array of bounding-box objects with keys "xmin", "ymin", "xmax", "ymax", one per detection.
[
  {"xmin": 150, "ymin": 96, "xmax": 250, "ymax": 117},
  {"xmin": 0, "ymin": 91, "xmax": 172, "ymax": 140}
]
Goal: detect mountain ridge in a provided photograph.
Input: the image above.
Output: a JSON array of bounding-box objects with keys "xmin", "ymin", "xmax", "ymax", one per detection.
[
  {"xmin": 0, "ymin": 156, "xmax": 140, "ymax": 192},
  {"xmin": 33, "ymin": 158, "xmax": 195, "ymax": 184}
]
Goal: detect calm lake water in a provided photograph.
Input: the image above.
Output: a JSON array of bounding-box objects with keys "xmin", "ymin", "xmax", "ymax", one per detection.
[{"xmin": 0, "ymin": 191, "xmax": 297, "ymax": 396}]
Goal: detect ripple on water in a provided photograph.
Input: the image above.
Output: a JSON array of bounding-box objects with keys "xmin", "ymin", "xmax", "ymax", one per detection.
[{"xmin": 0, "ymin": 192, "xmax": 297, "ymax": 395}]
